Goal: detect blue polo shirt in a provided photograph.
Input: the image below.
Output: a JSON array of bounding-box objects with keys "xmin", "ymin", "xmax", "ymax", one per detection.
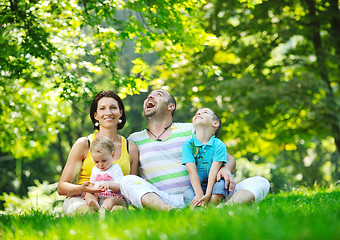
[{"xmin": 182, "ymin": 135, "xmax": 227, "ymax": 181}]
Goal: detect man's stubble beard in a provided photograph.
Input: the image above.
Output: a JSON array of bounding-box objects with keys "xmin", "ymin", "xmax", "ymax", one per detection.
[
  {"xmin": 144, "ymin": 106, "xmax": 167, "ymax": 122},
  {"xmin": 144, "ymin": 109, "xmax": 156, "ymax": 118}
]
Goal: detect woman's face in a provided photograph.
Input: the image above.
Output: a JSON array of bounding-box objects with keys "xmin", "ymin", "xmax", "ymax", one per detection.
[{"xmin": 94, "ymin": 97, "xmax": 122, "ymax": 129}]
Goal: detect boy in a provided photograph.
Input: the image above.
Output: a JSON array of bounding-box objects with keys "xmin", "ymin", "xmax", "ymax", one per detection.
[{"xmin": 182, "ymin": 108, "xmax": 228, "ymax": 207}]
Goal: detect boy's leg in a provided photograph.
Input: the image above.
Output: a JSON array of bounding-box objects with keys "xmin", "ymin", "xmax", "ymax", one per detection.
[
  {"xmin": 210, "ymin": 194, "xmax": 224, "ymax": 205},
  {"xmin": 210, "ymin": 179, "xmax": 227, "ymax": 205},
  {"xmin": 85, "ymin": 193, "xmax": 100, "ymax": 211},
  {"xmin": 183, "ymin": 187, "xmax": 195, "ymax": 206}
]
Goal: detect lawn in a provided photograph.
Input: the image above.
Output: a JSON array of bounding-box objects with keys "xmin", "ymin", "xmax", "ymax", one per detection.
[{"xmin": 0, "ymin": 187, "xmax": 339, "ymax": 240}]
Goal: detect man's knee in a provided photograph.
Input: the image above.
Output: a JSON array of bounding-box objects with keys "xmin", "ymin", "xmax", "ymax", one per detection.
[
  {"xmin": 254, "ymin": 176, "xmax": 270, "ymax": 194},
  {"xmin": 234, "ymin": 176, "xmax": 270, "ymax": 203},
  {"xmin": 249, "ymin": 176, "xmax": 270, "ymax": 202},
  {"xmin": 120, "ymin": 175, "xmax": 139, "ymax": 193}
]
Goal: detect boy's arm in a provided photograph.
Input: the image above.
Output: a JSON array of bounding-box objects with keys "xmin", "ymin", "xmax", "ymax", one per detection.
[
  {"xmin": 199, "ymin": 161, "xmax": 223, "ymax": 205},
  {"xmin": 186, "ymin": 163, "xmax": 204, "ymax": 204}
]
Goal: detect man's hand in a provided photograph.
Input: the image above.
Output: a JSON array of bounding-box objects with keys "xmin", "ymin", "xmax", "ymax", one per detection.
[{"xmin": 216, "ymin": 166, "xmax": 236, "ymax": 192}]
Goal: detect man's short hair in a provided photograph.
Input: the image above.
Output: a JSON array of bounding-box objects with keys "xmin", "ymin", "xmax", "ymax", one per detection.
[{"xmin": 165, "ymin": 91, "xmax": 176, "ymax": 117}]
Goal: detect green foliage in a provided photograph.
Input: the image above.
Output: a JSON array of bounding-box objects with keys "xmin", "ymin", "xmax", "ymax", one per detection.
[
  {"xmin": 157, "ymin": 0, "xmax": 340, "ymax": 187},
  {"xmin": 0, "ymin": 0, "xmax": 92, "ymax": 159},
  {"xmin": 161, "ymin": 0, "xmax": 340, "ymax": 153},
  {"xmin": 1, "ymin": 0, "xmax": 339, "ymax": 208},
  {"xmin": 0, "ymin": 0, "xmax": 208, "ymax": 159},
  {"xmin": 0, "ymin": 180, "xmax": 64, "ymax": 214},
  {"xmin": 0, "ymin": 186, "xmax": 339, "ymax": 239}
]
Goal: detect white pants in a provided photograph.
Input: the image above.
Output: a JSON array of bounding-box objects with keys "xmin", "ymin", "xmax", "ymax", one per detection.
[
  {"xmin": 62, "ymin": 196, "xmax": 87, "ymax": 214},
  {"xmin": 62, "ymin": 196, "xmax": 107, "ymax": 214},
  {"xmin": 120, "ymin": 175, "xmax": 270, "ymax": 208}
]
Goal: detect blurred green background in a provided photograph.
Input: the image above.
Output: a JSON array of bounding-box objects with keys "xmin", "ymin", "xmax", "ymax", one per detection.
[{"xmin": 0, "ymin": 0, "xmax": 339, "ymax": 211}]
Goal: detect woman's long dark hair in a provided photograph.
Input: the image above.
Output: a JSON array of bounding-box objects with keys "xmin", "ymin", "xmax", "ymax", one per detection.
[{"xmin": 90, "ymin": 91, "xmax": 126, "ymax": 130}]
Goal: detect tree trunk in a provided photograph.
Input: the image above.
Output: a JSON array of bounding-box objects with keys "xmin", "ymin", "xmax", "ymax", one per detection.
[
  {"xmin": 305, "ymin": 0, "xmax": 340, "ymax": 155},
  {"xmin": 57, "ymin": 133, "xmax": 65, "ymax": 167}
]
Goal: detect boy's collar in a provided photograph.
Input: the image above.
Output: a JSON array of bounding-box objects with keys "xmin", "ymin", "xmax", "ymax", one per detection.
[{"xmin": 193, "ymin": 134, "xmax": 216, "ymax": 146}]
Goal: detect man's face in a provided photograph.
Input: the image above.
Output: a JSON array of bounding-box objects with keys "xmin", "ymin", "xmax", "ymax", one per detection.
[{"xmin": 143, "ymin": 90, "xmax": 170, "ymax": 118}]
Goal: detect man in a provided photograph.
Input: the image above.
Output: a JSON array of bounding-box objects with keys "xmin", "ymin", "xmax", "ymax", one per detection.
[{"xmin": 120, "ymin": 89, "xmax": 270, "ymax": 210}]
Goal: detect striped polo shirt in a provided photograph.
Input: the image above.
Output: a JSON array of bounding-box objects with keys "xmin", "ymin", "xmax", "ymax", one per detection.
[{"xmin": 128, "ymin": 122, "xmax": 195, "ymax": 195}]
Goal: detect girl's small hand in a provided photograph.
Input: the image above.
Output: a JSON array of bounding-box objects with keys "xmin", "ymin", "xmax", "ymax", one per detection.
[
  {"xmin": 82, "ymin": 182, "xmax": 104, "ymax": 193},
  {"xmin": 97, "ymin": 183, "xmax": 110, "ymax": 190}
]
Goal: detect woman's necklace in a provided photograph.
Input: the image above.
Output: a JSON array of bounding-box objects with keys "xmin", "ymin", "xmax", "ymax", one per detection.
[{"xmin": 147, "ymin": 122, "xmax": 172, "ymax": 141}]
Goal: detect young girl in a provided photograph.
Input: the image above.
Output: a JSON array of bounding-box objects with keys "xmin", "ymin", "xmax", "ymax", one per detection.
[{"xmin": 84, "ymin": 136, "xmax": 127, "ymax": 211}]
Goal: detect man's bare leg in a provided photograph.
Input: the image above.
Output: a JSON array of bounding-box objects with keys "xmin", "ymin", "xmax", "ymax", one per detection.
[
  {"xmin": 210, "ymin": 194, "xmax": 224, "ymax": 205},
  {"xmin": 141, "ymin": 192, "xmax": 175, "ymax": 211},
  {"xmin": 217, "ymin": 189, "xmax": 255, "ymax": 207}
]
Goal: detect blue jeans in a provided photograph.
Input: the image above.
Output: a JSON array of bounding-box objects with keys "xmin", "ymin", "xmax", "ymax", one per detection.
[{"xmin": 183, "ymin": 179, "xmax": 229, "ymax": 206}]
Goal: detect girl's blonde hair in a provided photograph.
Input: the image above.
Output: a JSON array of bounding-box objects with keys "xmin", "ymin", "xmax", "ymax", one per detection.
[{"xmin": 90, "ymin": 136, "xmax": 115, "ymax": 154}]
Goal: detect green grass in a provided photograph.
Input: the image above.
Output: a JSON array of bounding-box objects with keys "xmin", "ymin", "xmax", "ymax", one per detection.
[{"xmin": 1, "ymin": 187, "xmax": 339, "ymax": 240}]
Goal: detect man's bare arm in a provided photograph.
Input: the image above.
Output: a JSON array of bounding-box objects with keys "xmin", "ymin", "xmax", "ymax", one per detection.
[{"xmin": 216, "ymin": 153, "xmax": 236, "ymax": 191}]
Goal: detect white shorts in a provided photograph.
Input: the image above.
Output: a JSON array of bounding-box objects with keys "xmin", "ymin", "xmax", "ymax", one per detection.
[
  {"xmin": 120, "ymin": 175, "xmax": 185, "ymax": 208},
  {"xmin": 120, "ymin": 175, "xmax": 270, "ymax": 208},
  {"xmin": 62, "ymin": 195, "xmax": 113, "ymax": 214},
  {"xmin": 62, "ymin": 196, "xmax": 87, "ymax": 214},
  {"xmin": 228, "ymin": 176, "xmax": 270, "ymax": 203}
]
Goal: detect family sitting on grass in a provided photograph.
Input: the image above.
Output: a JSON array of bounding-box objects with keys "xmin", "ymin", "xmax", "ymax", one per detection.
[{"xmin": 57, "ymin": 89, "xmax": 270, "ymax": 213}]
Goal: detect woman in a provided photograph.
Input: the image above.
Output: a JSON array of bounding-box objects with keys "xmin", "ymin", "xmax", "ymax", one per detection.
[{"xmin": 57, "ymin": 90, "xmax": 139, "ymax": 214}]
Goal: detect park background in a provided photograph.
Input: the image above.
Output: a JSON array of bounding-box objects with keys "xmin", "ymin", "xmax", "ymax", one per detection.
[{"xmin": 0, "ymin": 0, "xmax": 339, "ymax": 213}]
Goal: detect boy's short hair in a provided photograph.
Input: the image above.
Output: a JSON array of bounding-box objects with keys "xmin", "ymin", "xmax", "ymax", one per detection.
[
  {"xmin": 211, "ymin": 110, "xmax": 222, "ymax": 137},
  {"xmin": 90, "ymin": 136, "xmax": 115, "ymax": 154}
]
